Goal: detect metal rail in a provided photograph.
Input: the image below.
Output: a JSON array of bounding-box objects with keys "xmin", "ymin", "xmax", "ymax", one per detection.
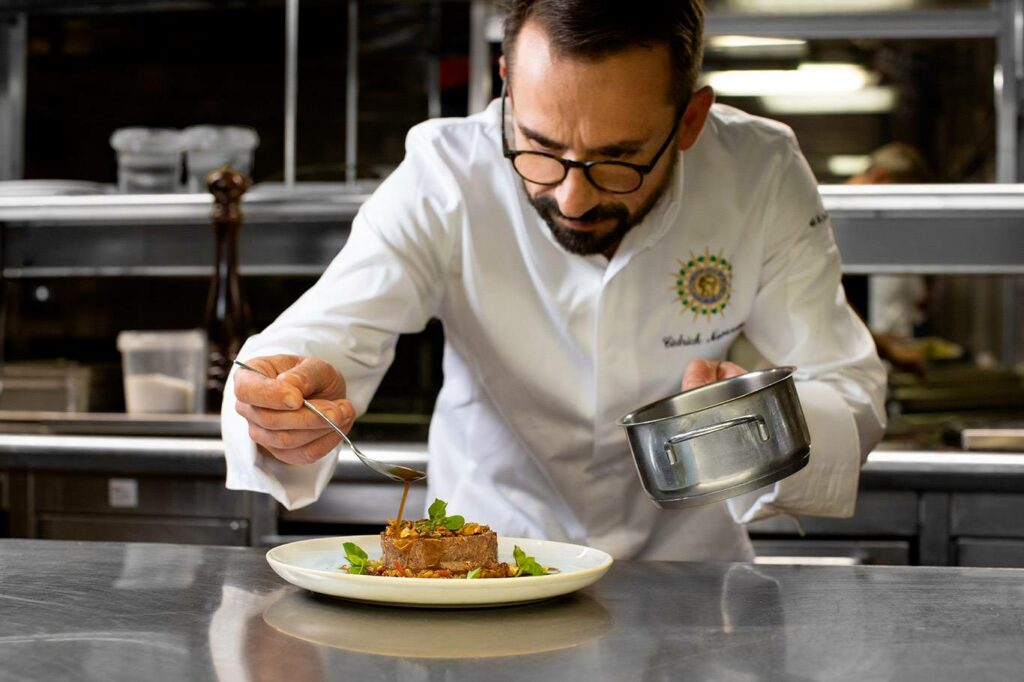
[
  {"xmin": 0, "ymin": 183, "xmax": 372, "ymax": 223},
  {"xmin": 3, "ymin": 183, "xmax": 1024, "ymax": 223},
  {"xmin": 0, "ymin": 13, "xmax": 25, "ymax": 181},
  {"xmin": 705, "ymin": 7, "xmax": 1003, "ymax": 39},
  {"xmin": 345, "ymin": 0, "xmax": 359, "ymax": 185},
  {"xmin": 284, "ymin": 0, "xmax": 299, "ymax": 188}
]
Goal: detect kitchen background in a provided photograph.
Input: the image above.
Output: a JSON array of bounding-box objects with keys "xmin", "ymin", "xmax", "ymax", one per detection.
[{"xmin": 0, "ymin": 0, "xmax": 1022, "ymax": 566}]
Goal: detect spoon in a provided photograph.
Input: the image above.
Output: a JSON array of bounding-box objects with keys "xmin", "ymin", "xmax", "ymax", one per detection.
[{"xmin": 233, "ymin": 360, "xmax": 426, "ymax": 483}]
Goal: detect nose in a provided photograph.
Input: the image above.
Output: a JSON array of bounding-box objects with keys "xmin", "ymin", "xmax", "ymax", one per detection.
[{"xmin": 552, "ymin": 166, "xmax": 601, "ymax": 219}]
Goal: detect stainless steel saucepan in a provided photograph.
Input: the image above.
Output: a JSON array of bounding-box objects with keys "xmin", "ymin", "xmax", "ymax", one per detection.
[{"xmin": 618, "ymin": 366, "xmax": 810, "ymax": 509}]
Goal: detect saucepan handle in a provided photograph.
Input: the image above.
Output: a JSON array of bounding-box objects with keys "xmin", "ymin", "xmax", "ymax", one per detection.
[{"xmin": 663, "ymin": 415, "xmax": 769, "ymax": 465}]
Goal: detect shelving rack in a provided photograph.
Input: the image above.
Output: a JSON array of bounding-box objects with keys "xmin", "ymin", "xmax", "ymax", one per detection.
[{"xmin": 0, "ymin": 0, "xmax": 1022, "ymax": 359}]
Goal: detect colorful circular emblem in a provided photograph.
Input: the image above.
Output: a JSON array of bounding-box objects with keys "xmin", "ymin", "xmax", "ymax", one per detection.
[{"xmin": 671, "ymin": 248, "xmax": 732, "ymax": 320}]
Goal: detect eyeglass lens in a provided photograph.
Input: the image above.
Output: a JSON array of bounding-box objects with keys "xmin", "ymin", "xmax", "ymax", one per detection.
[{"xmin": 512, "ymin": 153, "xmax": 644, "ymax": 193}]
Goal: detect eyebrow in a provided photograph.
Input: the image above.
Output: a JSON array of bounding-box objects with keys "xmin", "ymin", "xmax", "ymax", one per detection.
[{"xmin": 517, "ymin": 122, "xmax": 648, "ymax": 158}]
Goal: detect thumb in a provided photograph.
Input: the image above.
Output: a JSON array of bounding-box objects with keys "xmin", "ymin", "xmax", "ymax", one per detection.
[
  {"xmin": 682, "ymin": 359, "xmax": 720, "ymax": 392},
  {"xmin": 276, "ymin": 357, "xmax": 345, "ymax": 402}
]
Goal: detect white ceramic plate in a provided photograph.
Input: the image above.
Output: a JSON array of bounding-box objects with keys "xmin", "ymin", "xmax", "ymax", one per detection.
[{"xmin": 265, "ymin": 535, "xmax": 613, "ymax": 608}]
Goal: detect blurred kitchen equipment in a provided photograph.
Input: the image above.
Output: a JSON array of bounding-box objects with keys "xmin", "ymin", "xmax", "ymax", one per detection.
[
  {"xmin": 234, "ymin": 360, "xmax": 427, "ymax": 483},
  {"xmin": 109, "ymin": 128, "xmax": 185, "ymax": 193},
  {"xmin": 184, "ymin": 126, "xmax": 259, "ymax": 192},
  {"xmin": 619, "ymin": 367, "xmax": 810, "ymax": 509},
  {"xmin": 205, "ymin": 166, "xmax": 251, "ymax": 408},
  {"xmin": 944, "ymin": 420, "xmax": 1024, "ymax": 452},
  {"xmin": 889, "ymin": 366, "xmax": 1024, "ymax": 413},
  {"xmin": 117, "ymin": 330, "xmax": 207, "ymax": 414},
  {"xmin": 0, "ymin": 362, "xmax": 92, "ymax": 412}
]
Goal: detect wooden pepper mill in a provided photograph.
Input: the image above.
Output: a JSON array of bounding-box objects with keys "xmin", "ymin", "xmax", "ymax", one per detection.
[{"xmin": 205, "ymin": 165, "xmax": 252, "ymax": 409}]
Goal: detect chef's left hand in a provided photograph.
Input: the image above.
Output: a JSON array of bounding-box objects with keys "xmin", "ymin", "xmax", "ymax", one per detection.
[{"xmin": 681, "ymin": 359, "xmax": 747, "ymax": 391}]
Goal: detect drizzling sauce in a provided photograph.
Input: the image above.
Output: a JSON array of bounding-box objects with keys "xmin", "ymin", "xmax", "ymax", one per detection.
[{"xmin": 393, "ymin": 479, "xmax": 412, "ymax": 530}]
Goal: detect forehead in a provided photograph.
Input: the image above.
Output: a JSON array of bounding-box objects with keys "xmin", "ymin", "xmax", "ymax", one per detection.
[{"xmin": 509, "ymin": 21, "xmax": 676, "ymax": 135}]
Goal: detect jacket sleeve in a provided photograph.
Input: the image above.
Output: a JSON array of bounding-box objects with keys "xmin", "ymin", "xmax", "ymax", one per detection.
[
  {"xmin": 727, "ymin": 134, "xmax": 887, "ymax": 524},
  {"xmin": 222, "ymin": 125, "xmax": 462, "ymax": 510}
]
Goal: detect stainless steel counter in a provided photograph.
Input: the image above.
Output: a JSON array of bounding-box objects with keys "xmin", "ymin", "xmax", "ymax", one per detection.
[{"xmin": 3, "ymin": 539, "xmax": 1024, "ymax": 681}]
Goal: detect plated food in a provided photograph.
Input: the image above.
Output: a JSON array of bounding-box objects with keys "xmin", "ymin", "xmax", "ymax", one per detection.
[
  {"xmin": 266, "ymin": 534, "xmax": 613, "ymax": 607},
  {"xmin": 341, "ymin": 498, "xmax": 550, "ymax": 579}
]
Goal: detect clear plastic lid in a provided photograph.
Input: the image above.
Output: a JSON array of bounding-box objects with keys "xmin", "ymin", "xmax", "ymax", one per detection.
[
  {"xmin": 183, "ymin": 125, "xmax": 260, "ymax": 152},
  {"xmin": 117, "ymin": 329, "xmax": 207, "ymax": 352},
  {"xmin": 110, "ymin": 128, "xmax": 186, "ymax": 154}
]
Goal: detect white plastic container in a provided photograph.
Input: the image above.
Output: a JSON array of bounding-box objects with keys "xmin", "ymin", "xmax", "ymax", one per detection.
[
  {"xmin": 117, "ymin": 330, "xmax": 207, "ymax": 414},
  {"xmin": 183, "ymin": 125, "xmax": 259, "ymax": 192}
]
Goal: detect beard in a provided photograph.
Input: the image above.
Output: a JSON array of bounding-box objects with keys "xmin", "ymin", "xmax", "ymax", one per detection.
[{"xmin": 526, "ymin": 153, "xmax": 678, "ymax": 256}]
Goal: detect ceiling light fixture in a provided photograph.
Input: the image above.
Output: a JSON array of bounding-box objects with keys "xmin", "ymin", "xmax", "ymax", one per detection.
[
  {"xmin": 730, "ymin": 0, "xmax": 915, "ymax": 12},
  {"xmin": 827, "ymin": 155, "xmax": 873, "ymax": 177},
  {"xmin": 704, "ymin": 63, "xmax": 875, "ymax": 97},
  {"xmin": 708, "ymin": 35, "xmax": 808, "ymax": 49},
  {"xmin": 761, "ymin": 86, "xmax": 898, "ymax": 114}
]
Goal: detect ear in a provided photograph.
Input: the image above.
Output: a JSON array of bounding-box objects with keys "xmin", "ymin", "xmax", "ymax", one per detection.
[
  {"xmin": 499, "ymin": 55, "xmax": 508, "ymax": 82},
  {"xmin": 678, "ymin": 86, "xmax": 715, "ymax": 151}
]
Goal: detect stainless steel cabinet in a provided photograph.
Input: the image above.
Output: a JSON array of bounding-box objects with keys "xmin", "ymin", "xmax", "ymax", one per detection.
[
  {"xmin": 950, "ymin": 493, "xmax": 1024, "ymax": 566},
  {"xmin": 748, "ymin": 490, "xmax": 919, "ymax": 565},
  {"xmin": 7, "ymin": 471, "xmax": 264, "ymax": 546},
  {"xmin": 280, "ymin": 480, "xmax": 427, "ymax": 528},
  {"xmin": 750, "ymin": 489, "xmax": 1024, "ymax": 567}
]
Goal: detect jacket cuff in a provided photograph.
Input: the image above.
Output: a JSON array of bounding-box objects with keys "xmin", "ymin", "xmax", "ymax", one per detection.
[{"xmin": 221, "ymin": 367, "xmax": 340, "ymax": 511}]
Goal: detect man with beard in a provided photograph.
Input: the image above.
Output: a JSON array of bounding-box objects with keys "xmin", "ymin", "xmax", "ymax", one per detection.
[{"xmin": 223, "ymin": 0, "xmax": 886, "ymax": 560}]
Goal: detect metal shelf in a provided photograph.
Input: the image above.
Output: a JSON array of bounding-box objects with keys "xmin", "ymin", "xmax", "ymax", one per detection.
[
  {"xmin": 0, "ymin": 0, "xmax": 296, "ymax": 16},
  {"xmin": 0, "ymin": 182, "xmax": 371, "ymax": 225},
  {"xmin": 1, "ymin": 183, "xmax": 1022, "ymax": 277},
  {"xmin": 821, "ymin": 185, "xmax": 1024, "ymax": 274},
  {"xmin": 705, "ymin": 7, "xmax": 1003, "ymax": 39}
]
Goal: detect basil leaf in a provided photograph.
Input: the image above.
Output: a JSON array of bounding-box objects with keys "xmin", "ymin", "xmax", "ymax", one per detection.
[
  {"xmin": 443, "ymin": 515, "xmax": 465, "ymax": 531},
  {"xmin": 518, "ymin": 558, "xmax": 546, "ymax": 576},
  {"xmin": 342, "ymin": 543, "xmax": 369, "ymax": 575},
  {"xmin": 427, "ymin": 498, "xmax": 447, "ymax": 520},
  {"xmin": 343, "ymin": 541, "xmax": 368, "ymax": 564},
  {"xmin": 512, "ymin": 545, "xmax": 546, "ymax": 576},
  {"xmin": 466, "ymin": 567, "xmax": 481, "ymax": 579}
]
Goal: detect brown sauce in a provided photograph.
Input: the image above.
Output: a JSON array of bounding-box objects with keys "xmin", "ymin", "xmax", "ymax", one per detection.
[{"xmin": 394, "ymin": 479, "xmax": 412, "ymax": 529}]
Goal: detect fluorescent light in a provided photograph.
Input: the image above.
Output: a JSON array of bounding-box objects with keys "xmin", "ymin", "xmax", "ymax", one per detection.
[
  {"xmin": 731, "ymin": 0, "xmax": 915, "ymax": 11},
  {"xmin": 761, "ymin": 86, "xmax": 898, "ymax": 114},
  {"xmin": 708, "ymin": 35, "xmax": 807, "ymax": 49},
  {"xmin": 704, "ymin": 63, "xmax": 875, "ymax": 97},
  {"xmin": 827, "ymin": 155, "xmax": 873, "ymax": 177}
]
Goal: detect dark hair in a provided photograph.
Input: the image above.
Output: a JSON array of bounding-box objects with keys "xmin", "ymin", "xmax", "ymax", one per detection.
[{"xmin": 501, "ymin": 0, "xmax": 705, "ymax": 110}]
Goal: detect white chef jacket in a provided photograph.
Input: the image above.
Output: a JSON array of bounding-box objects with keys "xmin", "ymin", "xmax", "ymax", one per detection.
[{"xmin": 223, "ymin": 100, "xmax": 887, "ymax": 561}]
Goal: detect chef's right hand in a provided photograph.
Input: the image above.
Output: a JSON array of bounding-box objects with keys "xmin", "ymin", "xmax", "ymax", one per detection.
[{"xmin": 232, "ymin": 354, "xmax": 355, "ymax": 466}]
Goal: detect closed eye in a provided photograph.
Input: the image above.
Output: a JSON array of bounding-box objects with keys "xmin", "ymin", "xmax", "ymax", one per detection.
[{"xmin": 594, "ymin": 147, "xmax": 642, "ymax": 160}]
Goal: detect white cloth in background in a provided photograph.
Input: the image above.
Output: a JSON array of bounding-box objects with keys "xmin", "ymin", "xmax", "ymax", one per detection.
[{"xmin": 869, "ymin": 274, "xmax": 927, "ymax": 337}]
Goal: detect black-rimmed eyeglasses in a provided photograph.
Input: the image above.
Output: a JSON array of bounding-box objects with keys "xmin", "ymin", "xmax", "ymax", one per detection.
[{"xmin": 500, "ymin": 83, "xmax": 681, "ymax": 195}]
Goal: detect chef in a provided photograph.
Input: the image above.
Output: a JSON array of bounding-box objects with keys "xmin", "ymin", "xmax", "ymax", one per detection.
[{"xmin": 223, "ymin": 0, "xmax": 886, "ymax": 560}]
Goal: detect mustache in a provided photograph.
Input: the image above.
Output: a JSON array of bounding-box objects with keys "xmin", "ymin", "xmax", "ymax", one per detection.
[{"xmin": 531, "ymin": 195, "xmax": 630, "ymax": 224}]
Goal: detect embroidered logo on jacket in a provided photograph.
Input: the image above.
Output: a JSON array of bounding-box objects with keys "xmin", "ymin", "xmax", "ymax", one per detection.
[{"xmin": 671, "ymin": 248, "xmax": 732, "ymax": 320}]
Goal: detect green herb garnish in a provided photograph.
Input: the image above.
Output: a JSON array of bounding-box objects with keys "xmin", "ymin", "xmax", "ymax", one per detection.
[
  {"xmin": 512, "ymin": 545, "xmax": 546, "ymax": 577},
  {"xmin": 466, "ymin": 567, "xmax": 481, "ymax": 579},
  {"xmin": 343, "ymin": 541, "xmax": 369, "ymax": 575},
  {"xmin": 418, "ymin": 498, "xmax": 465, "ymax": 532}
]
